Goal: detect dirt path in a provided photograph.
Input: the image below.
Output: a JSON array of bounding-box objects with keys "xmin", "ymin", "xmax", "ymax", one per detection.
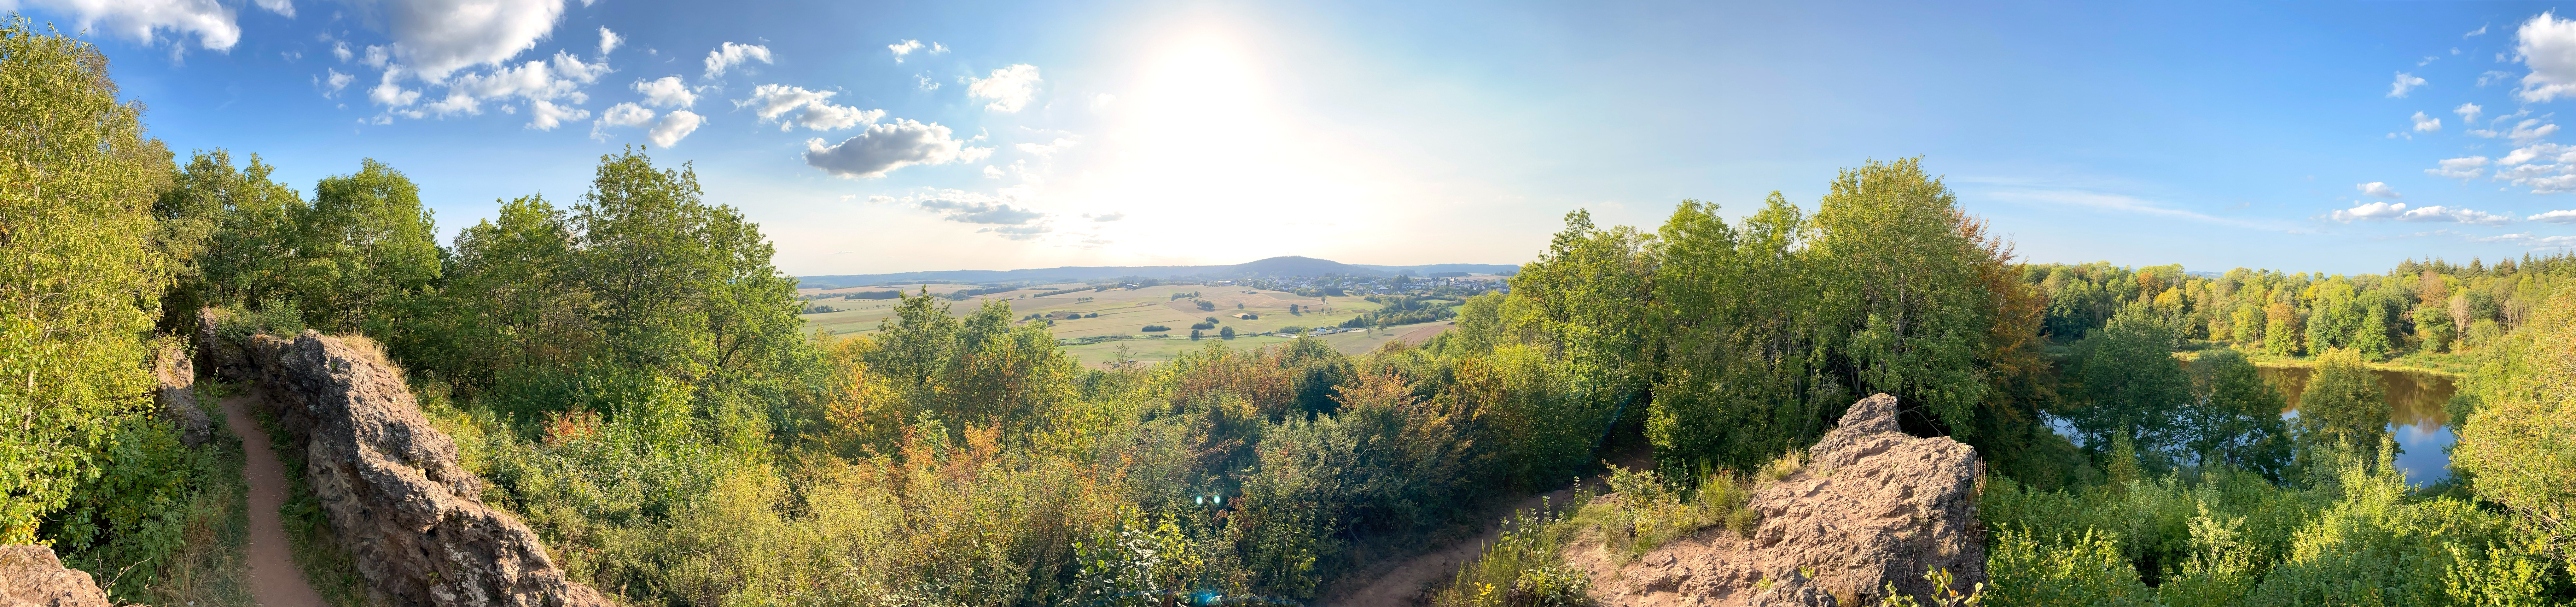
[
  {"xmin": 1321, "ymin": 445, "xmax": 1653, "ymax": 606},
  {"xmin": 218, "ymin": 395, "xmax": 329, "ymax": 607}
]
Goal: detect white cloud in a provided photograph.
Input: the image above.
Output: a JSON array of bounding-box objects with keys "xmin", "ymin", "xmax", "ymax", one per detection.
[
  {"xmin": 2427, "ymin": 156, "xmax": 2490, "ymax": 179},
  {"xmin": 592, "ymin": 102, "xmax": 653, "ymax": 138},
  {"xmin": 2333, "ymin": 201, "xmax": 2408, "ymax": 221},
  {"xmin": 2457, "ymin": 102, "xmax": 2484, "ymax": 123},
  {"xmin": 370, "ymin": 70, "xmax": 420, "ymax": 107},
  {"xmin": 983, "ymin": 165, "xmax": 1005, "ymax": 179},
  {"xmin": 648, "ymin": 110, "xmax": 701, "ymax": 147},
  {"xmin": 702, "ymin": 42, "xmax": 771, "ymax": 79},
  {"xmin": 2480, "ymin": 70, "xmax": 2514, "ymax": 86},
  {"xmin": 2469, "ymin": 24, "xmax": 2491, "ymax": 37},
  {"xmin": 2475, "ymin": 118, "xmax": 2562, "ymax": 143},
  {"xmin": 1085, "ymin": 211, "xmax": 1125, "ymax": 222},
  {"xmin": 2470, "ymin": 232, "xmax": 2576, "ymax": 248},
  {"xmin": 362, "ymin": 44, "xmax": 390, "ymax": 68},
  {"xmin": 526, "ymin": 99, "xmax": 587, "ymax": 130},
  {"xmin": 1093, "ymin": 93, "xmax": 1116, "ymax": 109},
  {"xmin": 252, "ymin": 0, "xmax": 291, "ymax": 16},
  {"xmin": 931, "ymin": 42, "xmax": 948, "ymax": 55},
  {"xmin": 2398, "ymin": 205, "xmax": 2514, "ymax": 225},
  {"xmin": 443, "ymin": 50, "xmax": 605, "ymax": 105},
  {"xmin": 2357, "ymin": 182, "xmax": 2403, "ymax": 198},
  {"xmin": 9, "ymin": 0, "xmax": 242, "ymax": 50},
  {"xmin": 966, "ymin": 64, "xmax": 1042, "ymax": 112},
  {"xmin": 633, "ymin": 76, "xmax": 696, "ymax": 108},
  {"xmin": 333, "ymin": 41, "xmax": 353, "ymax": 62},
  {"xmin": 1016, "ymin": 137, "xmax": 1078, "ymax": 156},
  {"xmin": 598, "ymin": 26, "xmax": 620, "ymax": 55},
  {"xmin": 737, "ymin": 84, "xmax": 881, "ymax": 131},
  {"xmin": 802, "ymin": 119, "xmax": 994, "ymax": 178},
  {"xmin": 917, "ymin": 75, "xmax": 940, "ymax": 91},
  {"xmin": 2420, "ymin": 55, "xmax": 2440, "ymax": 66},
  {"xmin": 888, "ymin": 39, "xmax": 922, "ymax": 62},
  {"xmin": 794, "ymin": 103, "xmax": 883, "ymax": 131},
  {"xmin": 2528, "ymin": 209, "xmax": 2576, "ymax": 223},
  {"xmin": 2519, "ymin": 12, "xmax": 2576, "ymax": 102},
  {"xmin": 2389, "ymin": 72, "xmax": 2427, "ymax": 97},
  {"xmin": 915, "ymin": 193, "xmax": 1045, "ymax": 225},
  {"xmin": 383, "ymin": 0, "xmax": 569, "ymax": 81},
  {"xmin": 590, "ymin": 103, "xmax": 701, "ymax": 146},
  {"xmin": 2412, "ymin": 111, "xmax": 2441, "ymax": 132},
  {"xmin": 321, "ymin": 68, "xmax": 355, "ymax": 97}
]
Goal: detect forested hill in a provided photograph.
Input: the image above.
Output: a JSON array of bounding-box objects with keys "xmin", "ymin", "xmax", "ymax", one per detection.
[{"xmin": 798, "ymin": 255, "xmax": 1517, "ymax": 288}]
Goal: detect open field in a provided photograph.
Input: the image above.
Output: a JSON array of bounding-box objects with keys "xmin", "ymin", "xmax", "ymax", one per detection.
[
  {"xmin": 798, "ymin": 284, "xmax": 1452, "ymax": 364},
  {"xmin": 1058, "ymin": 321, "xmax": 1457, "ymax": 366}
]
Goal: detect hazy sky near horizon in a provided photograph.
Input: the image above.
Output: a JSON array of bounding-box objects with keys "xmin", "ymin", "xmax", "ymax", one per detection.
[{"xmin": 23, "ymin": 0, "xmax": 2576, "ymax": 275}]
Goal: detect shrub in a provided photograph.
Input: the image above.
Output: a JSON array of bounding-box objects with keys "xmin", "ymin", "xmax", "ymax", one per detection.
[{"xmin": 1142, "ymin": 325, "xmax": 1171, "ymax": 332}]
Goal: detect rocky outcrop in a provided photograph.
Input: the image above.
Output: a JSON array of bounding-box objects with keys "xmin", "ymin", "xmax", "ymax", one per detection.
[
  {"xmin": 217, "ymin": 327, "xmax": 611, "ymax": 607},
  {"xmin": 0, "ymin": 545, "xmax": 112, "ymax": 607},
  {"xmin": 152, "ymin": 343, "xmax": 211, "ymax": 447},
  {"xmin": 194, "ymin": 307, "xmax": 254, "ymax": 384},
  {"xmin": 1575, "ymin": 393, "xmax": 1986, "ymax": 606}
]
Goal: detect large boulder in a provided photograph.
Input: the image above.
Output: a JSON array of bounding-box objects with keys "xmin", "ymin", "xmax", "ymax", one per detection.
[
  {"xmin": 1577, "ymin": 393, "xmax": 1986, "ymax": 606},
  {"xmin": 152, "ymin": 342, "xmax": 210, "ymax": 447},
  {"xmin": 234, "ymin": 329, "xmax": 610, "ymax": 607},
  {"xmin": 0, "ymin": 545, "xmax": 112, "ymax": 607}
]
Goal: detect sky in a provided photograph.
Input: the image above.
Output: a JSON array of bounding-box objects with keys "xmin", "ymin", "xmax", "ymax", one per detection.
[{"xmin": 18, "ymin": 0, "xmax": 2576, "ymax": 276}]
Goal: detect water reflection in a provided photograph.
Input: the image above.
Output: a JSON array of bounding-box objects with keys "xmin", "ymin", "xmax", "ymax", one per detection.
[{"xmin": 2257, "ymin": 366, "xmax": 2457, "ymax": 484}]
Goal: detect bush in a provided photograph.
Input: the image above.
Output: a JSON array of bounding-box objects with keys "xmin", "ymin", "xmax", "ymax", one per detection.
[{"xmin": 1142, "ymin": 325, "xmax": 1171, "ymax": 332}]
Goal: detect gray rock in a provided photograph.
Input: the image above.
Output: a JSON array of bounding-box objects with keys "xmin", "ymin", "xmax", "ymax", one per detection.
[
  {"xmin": 152, "ymin": 343, "xmax": 210, "ymax": 447},
  {"xmin": 242, "ymin": 330, "xmax": 610, "ymax": 607}
]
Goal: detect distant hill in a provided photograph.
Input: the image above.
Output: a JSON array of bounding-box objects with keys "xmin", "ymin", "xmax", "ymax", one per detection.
[{"xmin": 798, "ymin": 256, "xmax": 1520, "ymax": 289}]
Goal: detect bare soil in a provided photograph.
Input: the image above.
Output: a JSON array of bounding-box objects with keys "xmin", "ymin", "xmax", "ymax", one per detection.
[{"xmin": 217, "ymin": 395, "xmax": 329, "ymax": 607}]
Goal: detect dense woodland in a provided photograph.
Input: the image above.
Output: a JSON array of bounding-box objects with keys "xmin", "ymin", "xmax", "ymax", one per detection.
[{"xmin": 9, "ymin": 21, "xmax": 2576, "ymax": 607}]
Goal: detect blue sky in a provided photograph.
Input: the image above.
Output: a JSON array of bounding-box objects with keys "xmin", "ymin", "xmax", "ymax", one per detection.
[{"xmin": 16, "ymin": 0, "xmax": 2576, "ymax": 275}]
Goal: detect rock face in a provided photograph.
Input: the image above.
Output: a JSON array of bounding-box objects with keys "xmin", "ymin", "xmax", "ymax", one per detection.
[
  {"xmin": 0, "ymin": 545, "xmax": 112, "ymax": 607},
  {"xmin": 225, "ymin": 328, "xmax": 611, "ymax": 607},
  {"xmin": 195, "ymin": 307, "xmax": 255, "ymax": 384},
  {"xmin": 152, "ymin": 343, "xmax": 211, "ymax": 447},
  {"xmin": 1576, "ymin": 393, "xmax": 1986, "ymax": 606}
]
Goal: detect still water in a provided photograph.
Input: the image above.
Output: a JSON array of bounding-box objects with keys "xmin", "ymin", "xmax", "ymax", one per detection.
[{"xmin": 2257, "ymin": 366, "xmax": 2458, "ymax": 484}]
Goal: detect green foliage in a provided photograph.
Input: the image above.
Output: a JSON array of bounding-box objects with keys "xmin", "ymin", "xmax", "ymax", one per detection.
[
  {"xmin": 2452, "ymin": 288, "xmax": 2576, "ymax": 557},
  {"xmin": 1429, "ymin": 504, "xmax": 1593, "ymax": 607},
  {"xmin": 1987, "ymin": 527, "xmax": 2151, "ymax": 607},
  {"xmin": 2296, "ymin": 348, "xmax": 2388, "ymax": 452},
  {"xmin": 2181, "ymin": 350, "xmax": 2291, "ymax": 480},
  {"xmin": 0, "ymin": 16, "xmax": 173, "ymax": 545},
  {"xmin": 2066, "ymin": 303, "xmax": 2193, "ymax": 469}
]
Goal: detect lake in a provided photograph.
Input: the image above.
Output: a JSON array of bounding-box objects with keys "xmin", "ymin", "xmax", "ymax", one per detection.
[{"xmin": 2257, "ymin": 366, "xmax": 2457, "ymax": 484}]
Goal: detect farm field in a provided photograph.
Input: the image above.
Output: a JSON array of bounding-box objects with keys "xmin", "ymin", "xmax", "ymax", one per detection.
[
  {"xmin": 798, "ymin": 283, "xmax": 1444, "ymax": 364},
  {"xmin": 1059, "ymin": 320, "xmax": 1455, "ymax": 367}
]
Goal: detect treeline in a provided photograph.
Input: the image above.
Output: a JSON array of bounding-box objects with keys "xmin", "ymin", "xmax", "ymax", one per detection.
[{"xmin": 2028, "ymin": 257, "xmax": 2565, "ymax": 362}]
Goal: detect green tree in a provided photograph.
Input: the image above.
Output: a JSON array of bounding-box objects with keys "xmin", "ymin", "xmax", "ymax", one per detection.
[
  {"xmin": 1220, "ymin": 326, "xmax": 1236, "ymax": 340},
  {"xmin": 2264, "ymin": 302, "xmax": 2302, "ymax": 357},
  {"xmin": 2067, "ymin": 303, "xmax": 2192, "ymax": 466},
  {"xmin": 293, "ymin": 158, "xmax": 441, "ymax": 333},
  {"xmin": 1806, "ymin": 157, "xmax": 1992, "ymax": 435},
  {"xmin": 2183, "ymin": 350, "xmax": 2290, "ymax": 479},
  {"xmin": 1645, "ymin": 196, "xmax": 1822, "ymax": 468},
  {"xmin": 2452, "ymin": 289, "xmax": 2576, "ymax": 550},
  {"xmin": 0, "ymin": 18, "xmax": 173, "ymax": 543},
  {"xmin": 2296, "ymin": 349, "xmax": 2387, "ymax": 451}
]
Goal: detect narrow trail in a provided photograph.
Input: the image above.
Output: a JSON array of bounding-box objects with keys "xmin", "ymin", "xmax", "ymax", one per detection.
[
  {"xmin": 1321, "ymin": 445, "xmax": 1654, "ymax": 606},
  {"xmin": 218, "ymin": 394, "xmax": 329, "ymax": 607}
]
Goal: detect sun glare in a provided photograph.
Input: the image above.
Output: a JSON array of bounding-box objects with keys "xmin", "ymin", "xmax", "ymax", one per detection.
[{"xmin": 1066, "ymin": 26, "xmax": 1392, "ymax": 261}]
